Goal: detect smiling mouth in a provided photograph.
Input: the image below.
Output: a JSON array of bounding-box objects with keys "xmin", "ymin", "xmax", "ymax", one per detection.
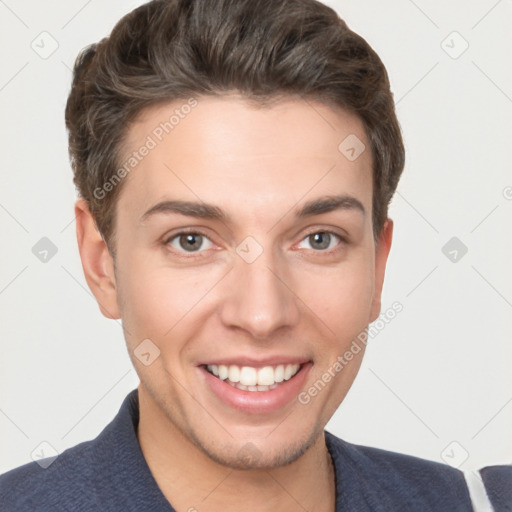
[{"xmin": 203, "ymin": 363, "xmax": 302, "ymax": 392}]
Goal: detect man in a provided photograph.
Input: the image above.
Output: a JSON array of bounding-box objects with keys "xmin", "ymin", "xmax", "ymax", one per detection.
[{"xmin": 0, "ymin": 0, "xmax": 510, "ymax": 510}]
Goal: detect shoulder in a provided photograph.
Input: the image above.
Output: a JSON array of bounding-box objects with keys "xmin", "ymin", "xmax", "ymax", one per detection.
[
  {"xmin": 0, "ymin": 438, "xmax": 100, "ymax": 511},
  {"xmin": 325, "ymin": 431, "xmax": 474, "ymax": 511},
  {"xmin": 479, "ymin": 464, "xmax": 512, "ymax": 511},
  {"xmin": 0, "ymin": 390, "xmax": 144, "ymax": 512}
]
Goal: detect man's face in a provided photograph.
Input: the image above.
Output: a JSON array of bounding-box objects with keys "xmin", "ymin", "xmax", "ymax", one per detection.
[{"xmin": 100, "ymin": 95, "xmax": 390, "ymax": 469}]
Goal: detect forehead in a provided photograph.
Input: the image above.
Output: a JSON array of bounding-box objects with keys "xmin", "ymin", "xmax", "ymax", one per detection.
[{"xmin": 117, "ymin": 94, "xmax": 372, "ymax": 227}]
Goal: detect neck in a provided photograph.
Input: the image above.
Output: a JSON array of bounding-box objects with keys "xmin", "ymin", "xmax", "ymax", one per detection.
[{"xmin": 136, "ymin": 387, "xmax": 336, "ymax": 512}]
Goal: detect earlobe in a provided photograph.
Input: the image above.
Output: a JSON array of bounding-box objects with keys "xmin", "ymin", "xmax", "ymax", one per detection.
[
  {"xmin": 369, "ymin": 219, "xmax": 393, "ymax": 323},
  {"xmin": 75, "ymin": 199, "xmax": 121, "ymax": 320}
]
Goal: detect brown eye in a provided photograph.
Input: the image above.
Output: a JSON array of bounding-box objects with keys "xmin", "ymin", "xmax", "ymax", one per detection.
[
  {"xmin": 167, "ymin": 232, "xmax": 213, "ymax": 253},
  {"xmin": 179, "ymin": 233, "xmax": 203, "ymax": 251}
]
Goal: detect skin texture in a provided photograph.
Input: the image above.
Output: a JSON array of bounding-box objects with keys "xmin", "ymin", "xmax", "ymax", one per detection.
[{"xmin": 75, "ymin": 94, "xmax": 393, "ymax": 511}]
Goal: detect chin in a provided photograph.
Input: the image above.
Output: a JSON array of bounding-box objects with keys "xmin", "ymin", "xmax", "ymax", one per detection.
[{"xmin": 187, "ymin": 422, "xmax": 320, "ymax": 470}]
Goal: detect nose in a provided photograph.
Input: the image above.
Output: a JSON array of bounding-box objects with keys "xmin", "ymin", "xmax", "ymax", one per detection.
[{"xmin": 218, "ymin": 247, "xmax": 301, "ymax": 340}]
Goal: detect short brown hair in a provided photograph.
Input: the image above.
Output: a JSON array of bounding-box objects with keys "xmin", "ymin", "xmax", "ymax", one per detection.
[{"xmin": 65, "ymin": 0, "xmax": 404, "ymax": 253}]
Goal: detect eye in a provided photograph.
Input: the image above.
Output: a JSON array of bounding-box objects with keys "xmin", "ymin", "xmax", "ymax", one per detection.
[
  {"xmin": 166, "ymin": 232, "xmax": 214, "ymax": 253},
  {"xmin": 296, "ymin": 231, "xmax": 342, "ymax": 251}
]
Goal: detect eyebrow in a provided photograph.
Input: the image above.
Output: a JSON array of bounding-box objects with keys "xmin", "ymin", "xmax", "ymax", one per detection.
[
  {"xmin": 140, "ymin": 194, "xmax": 365, "ymax": 223},
  {"xmin": 295, "ymin": 194, "xmax": 365, "ymax": 218}
]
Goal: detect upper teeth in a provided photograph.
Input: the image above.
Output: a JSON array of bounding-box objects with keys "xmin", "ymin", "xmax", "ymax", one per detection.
[{"xmin": 206, "ymin": 364, "xmax": 301, "ymax": 386}]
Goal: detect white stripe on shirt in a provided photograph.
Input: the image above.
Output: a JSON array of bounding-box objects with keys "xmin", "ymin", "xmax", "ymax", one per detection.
[{"xmin": 463, "ymin": 469, "xmax": 494, "ymax": 512}]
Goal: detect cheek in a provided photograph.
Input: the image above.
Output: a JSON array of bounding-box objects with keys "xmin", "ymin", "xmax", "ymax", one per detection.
[
  {"xmin": 116, "ymin": 254, "xmax": 222, "ymax": 343},
  {"xmin": 297, "ymin": 253, "xmax": 375, "ymax": 336},
  {"xmin": 116, "ymin": 238, "xmax": 376, "ymax": 345}
]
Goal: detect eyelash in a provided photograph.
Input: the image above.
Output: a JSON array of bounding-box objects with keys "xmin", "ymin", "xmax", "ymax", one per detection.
[{"xmin": 163, "ymin": 228, "xmax": 347, "ymax": 259}]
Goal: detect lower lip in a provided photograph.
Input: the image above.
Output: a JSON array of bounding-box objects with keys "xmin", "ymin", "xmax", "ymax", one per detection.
[{"xmin": 199, "ymin": 363, "xmax": 312, "ymax": 414}]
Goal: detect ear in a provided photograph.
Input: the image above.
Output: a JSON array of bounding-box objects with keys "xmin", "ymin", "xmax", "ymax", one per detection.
[
  {"xmin": 369, "ymin": 219, "xmax": 393, "ymax": 322},
  {"xmin": 75, "ymin": 199, "xmax": 120, "ymax": 319}
]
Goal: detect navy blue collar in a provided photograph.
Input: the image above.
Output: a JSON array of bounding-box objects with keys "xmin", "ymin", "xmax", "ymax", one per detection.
[{"xmin": 101, "ymin": 389, "xmax": 473, "ymax": 511}]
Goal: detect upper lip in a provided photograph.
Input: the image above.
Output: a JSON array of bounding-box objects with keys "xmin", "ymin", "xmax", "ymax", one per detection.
[{"xmin": 199, "ymin": 356, "xmax": 311, "ymax": 368}]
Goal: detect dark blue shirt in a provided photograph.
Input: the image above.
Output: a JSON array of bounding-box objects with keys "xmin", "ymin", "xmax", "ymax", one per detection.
[{"xmin": 1, "ymin": 389, "xmax": 510, "ymax": 511}]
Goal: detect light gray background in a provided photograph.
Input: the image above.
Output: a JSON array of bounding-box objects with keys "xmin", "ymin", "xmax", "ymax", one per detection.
[{"xmin": 1, "ymin": 0, "xmax": 511, "ymax": 474}]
